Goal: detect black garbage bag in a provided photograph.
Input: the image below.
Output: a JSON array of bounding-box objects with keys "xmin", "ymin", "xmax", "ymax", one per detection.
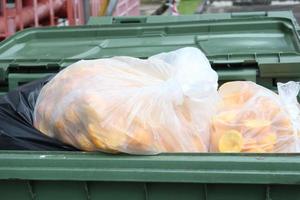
[{"xmin": 0, "ymin": 75, "xmax": 77, "ymax": 150}]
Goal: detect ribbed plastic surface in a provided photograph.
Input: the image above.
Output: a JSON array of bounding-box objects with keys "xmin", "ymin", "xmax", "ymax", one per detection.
[
  {"xmin": 0, "ymin": 151, "xmax": 300, "ymax": 200},
  {"xmin": 0, "ymin": 11, "xmax": 300, "ymax": 93}
]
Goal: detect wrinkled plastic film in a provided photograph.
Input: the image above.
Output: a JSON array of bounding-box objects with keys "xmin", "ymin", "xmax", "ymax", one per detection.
[
  {"xmin": 277, "ymin": 81, "xmax": 300, "ymax": 152},
  {"xmin": 0, "ymin": 75, "xmax": 77, "ymax": 150},
  {"xmin": 211, "ymin": 81, "xmax": 300, "ymax": 153},
  {"xmin": 34, "ymin": 47, "xmax": 219, "ymax": 154}
]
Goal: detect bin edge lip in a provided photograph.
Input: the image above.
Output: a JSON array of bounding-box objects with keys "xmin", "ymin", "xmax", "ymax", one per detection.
[{"xmin": 0, "ymin": 151, "xmax": 300, "ymax": 184}]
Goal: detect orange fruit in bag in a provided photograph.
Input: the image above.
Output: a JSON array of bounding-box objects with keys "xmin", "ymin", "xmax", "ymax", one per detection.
[
  {"xmin": 218, "ymin": 130, "xmax": 243, "ymax": 152},
  {"xmin": 212, "ymin": 81, "xmax": 297, "ymax": 153},
  {"xmin": 243, "ymin": 119, "xmax": 271, "ymax": 135}
]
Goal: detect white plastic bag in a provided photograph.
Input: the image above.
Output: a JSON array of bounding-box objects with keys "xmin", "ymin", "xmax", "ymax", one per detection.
[
  {"xmin": 277, "ymin": 81, "xmax": 300, "ymax": 152},
  {"xmin": 210, "ymin": 81, "xmax": 300, "ymax": 153},
  {"xmin": 34, "ymin": 47, "xmax": 219, "ymax": 154}
]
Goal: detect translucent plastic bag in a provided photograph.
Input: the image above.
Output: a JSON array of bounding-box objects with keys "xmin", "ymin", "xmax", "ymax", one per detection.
[
  {"xmin": 210, "ymin": 81, "xmax": 300, "ymax": 153},
  {"xmin": 34, "ymin": 47, "xmax": 219, "ymax": 154}
]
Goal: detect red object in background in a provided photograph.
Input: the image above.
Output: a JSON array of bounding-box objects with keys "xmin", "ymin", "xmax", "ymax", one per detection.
[
  {"xmin": 0, "ymin": 0, "xmax": 140, "ymax": 40},
  {"xmin": 0, "ymin": 0, "xmax": 67, "ymax": 40},
  {"xmin": 113, "ymin": 0, "xmax": 140, "ymax": 16}
]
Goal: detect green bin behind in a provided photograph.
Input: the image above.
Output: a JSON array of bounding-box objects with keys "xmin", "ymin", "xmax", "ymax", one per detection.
[{"xmin": 0, "ymin": 11, "xmax": 300, "ymax": 95}]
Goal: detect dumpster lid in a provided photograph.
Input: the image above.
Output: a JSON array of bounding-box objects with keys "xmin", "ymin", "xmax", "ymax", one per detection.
[{"xmin": 0, "ymin": 11, "xmax": 300, "ymax": 81}]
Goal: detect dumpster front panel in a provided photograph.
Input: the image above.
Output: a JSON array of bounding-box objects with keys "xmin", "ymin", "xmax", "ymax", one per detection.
[
  {"xmin": 1, "ymin": 151, "xmax": 300, "ymax": 200},
  {"xmin": 1, "ymin": 181, "xmax": 300, "ymax": 200}
]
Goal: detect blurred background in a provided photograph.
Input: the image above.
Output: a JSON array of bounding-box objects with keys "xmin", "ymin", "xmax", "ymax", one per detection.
[{"xmin": 0, "ymin": 0, "xmax": 299, "ymax": 41}]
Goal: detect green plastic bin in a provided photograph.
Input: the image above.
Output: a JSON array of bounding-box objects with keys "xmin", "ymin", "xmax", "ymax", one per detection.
[
  {"xmin": 1, "ymin": 11, "xmax": 300, "ymax": 200},
  {"xmin": 0, "ymin": 11, "xmax": 300, "ymax": 94}
]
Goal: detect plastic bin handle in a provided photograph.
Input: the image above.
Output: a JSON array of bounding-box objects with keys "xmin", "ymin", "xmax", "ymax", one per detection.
[
  {"xmin": 231, "ymin": 12, "xmax": 267, "ymax": 18},
  {"xmin": 218, "ymin": 68, "xmax": 257, "ymax": 82},
  {"xmin": 112, "ymin": 17, "xmax": 147, "ymax": 24},
  {"xmin": 8, "ymin": 63, "xmax": 61, "ymax": 70}
]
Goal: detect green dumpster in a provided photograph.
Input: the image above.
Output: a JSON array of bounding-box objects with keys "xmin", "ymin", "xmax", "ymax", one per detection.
[{"xmin": 0, "ymin": 11, "xmax": 300, "ymax": 200}]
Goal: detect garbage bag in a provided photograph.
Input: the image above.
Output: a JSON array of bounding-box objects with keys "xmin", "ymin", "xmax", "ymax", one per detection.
[
  {"xmin": 34, "ymin": 47, "xmax": 219, "ymax": 154},
  {"xmin": 0, "ymin": 76, "xmax": 77, "ymax": 150},
  {"xmin": 210, "ymin": 81, "xmax": 300, "ymax": 153}
]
